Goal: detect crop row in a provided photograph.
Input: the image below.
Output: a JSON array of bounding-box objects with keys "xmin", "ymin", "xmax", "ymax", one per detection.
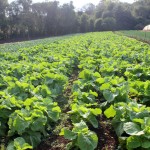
[
  {"xmin": 0, "ymin": 32, "xmax": 150, "ymax": 150},
  {"xmin": 60, "ymin": 32, "xmax": 150, "ymax": 149},
  {"xmin": 0, "ymin": 36, "xmax": 81, "ymax": 149}
]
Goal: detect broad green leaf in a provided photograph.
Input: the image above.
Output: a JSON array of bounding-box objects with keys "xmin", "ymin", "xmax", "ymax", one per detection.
[
  {"xmin": 103, "ymin": 90, "xmax": 118, "ymax": 102},
  {"xmin": 41, "ymin": 85, "xmax": 51, "ymax": 98},
  {"xmin": 141, "ymin": 139, "xmax": 150, "ymax": 148},
  {"xmin": 21, "ymin": 83, "xmax": 29, "ymax": 89},
  {"xmin": 52, "ymin": 106, "xmax": 61, "ymax": 113},
  {"xmin": 7, "ymin": 141, "xmax": 15, "ymax": 150},
  {"xmin": 9, "ymin": 115, "xmax": 30, "ymax": 135},
  {"xmin": 113, "ymin": 122, "xmax": 124, "ymax": 136},
  {"xmin": 14, "ymin": 137, "xmax": 32, "ymax": 150},
  {"xmin": 133, "ymin": 118, "xmax": 144, "ymax": 124},
  {"xmin": 89, "ymin": 90, "xmax": 98, "ymax": 97},
  {"xmin": 73, "ymin": 120, "xmax": 88, "ymax": 133},
  {"xmin": 66, "ymin": 142, "xmax": 73, "ymax": 150},
  {"xmin": 88, "ymin": 115, "xmax": 98, "ymax": 128},
  {"xmin": 23, "ymin": 132, "xmax": 41, "ymax": 148},
  {"xmin": 127, "ymin": 136, "xmax": 141, "ymax": 149},
  {"xmin": 123, "ymin": 122, "xmax": 144, "ymax": 135},
  {"xmin": 132, "ymin": 107, "xmax": 140, "ymax": 113},
  {"xmin": 90, "ymin": 108, "xmax": 102, "ymax": 116},
  {"xmin": 64, "ymin": 129, "xmax": 77, "ymax": 140},
  {"xmin": 96, "ymin": 78, "xmax": 105, "ymax": 84},
  {"xmin": 77, "ymin": 132, "xmax": 98, "ymax": 150},
  {"xmin": 0, "ymin": 120, "xmax": 7, "ymax": 136},
  {"xmin": 110, "ymin": 79, "xmax": 118, "ymax": 85},
  {"xmin": 47, "ymin": 107, "xmax": 60, "ymax": 122},
  {"xmin": 104, "ymin": 105, "xmax": 116, "ymax": 118},
  {"xmin": 144, "ymin": 117, "xmax": 150, "ymax": 126},
  {"xmin": 79, "ymin": 70, "xmax": 91, "ymax": 79},
  {"xmin": 93, "ymin": 72, "xmax": 101, "ymax": 78},
  {"xmin": 31, "ymin": 117, "xmax": 47, "ymax": 132},
  {"xmin": 100, "ymin": 83, "xmax": 110, "ymax": 91}
]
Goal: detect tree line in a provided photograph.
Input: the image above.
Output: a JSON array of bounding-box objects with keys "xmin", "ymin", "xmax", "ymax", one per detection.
[{"xmin": 0, "ymin": 0, "xmax": 150, "ymax": 40}]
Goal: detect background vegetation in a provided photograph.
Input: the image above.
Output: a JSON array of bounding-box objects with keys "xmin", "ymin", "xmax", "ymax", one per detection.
[{"xmin": 0, "ymin": 0, "xmax": 150, "ymax": 40}]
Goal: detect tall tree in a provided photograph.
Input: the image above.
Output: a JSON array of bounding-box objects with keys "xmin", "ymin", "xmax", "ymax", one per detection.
[
  {"xmin": 132, "ymin": 0, "xmax": 150, "ymax": 29},
  {"xmin": 0, "ymin": 0, "xmax": 150, "ymax": 41},
  {"xmin": 102, "ymin": 17, "xmax": 116, "ymax": 30},
  {"xmin": 0, "ymin": 0, "xmax": 8, "ymax": 39},
  {"xmin": 44, "ymin": 1, "xmax": 59, "ymax": 36},
  {"xmin": 113, "ymin": 4, "xmax": 136, "ymax": 30},
  {"xmin": 80, "ymin": 13, "xmax": 89, "ymax": 33},
  {"xmin": 82, "ymin": 3, "xmax": 95, "ymax": 16},
  {"xmin": 31, "ymin": 2, "xmax": 47, "ymax": 36},
  {"xmin": 58, "ymin": 1, "xmax": 77, "ymax": 34}
]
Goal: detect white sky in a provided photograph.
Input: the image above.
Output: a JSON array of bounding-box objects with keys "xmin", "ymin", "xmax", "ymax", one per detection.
[{"xmin": 8, "ymin": 0, "xmax": 135, "ymax": 9}]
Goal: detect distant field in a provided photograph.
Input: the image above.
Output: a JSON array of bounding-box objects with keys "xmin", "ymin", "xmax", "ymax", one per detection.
[
  {"xmin": 118, "ymin": 30, "xmax": 150, "ymax": 43},
  {"xmin": 0, "ymin": 34, "xmax": 75, "ymax": 52}
]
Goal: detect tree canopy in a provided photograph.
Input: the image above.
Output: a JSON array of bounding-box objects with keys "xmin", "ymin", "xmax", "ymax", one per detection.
[{"xmin": 0, "ymin": 0, "xmax": 149, "ymax": 40}]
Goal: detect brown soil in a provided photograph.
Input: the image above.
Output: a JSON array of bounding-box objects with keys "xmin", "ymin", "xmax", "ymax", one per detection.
[
  {"xmin": 94, "ymin": 115, "xmax": 118, "ymax": 150},
  {"xmin": 35, "ymin": 135, "xmax": 69, "ymax": 150}
]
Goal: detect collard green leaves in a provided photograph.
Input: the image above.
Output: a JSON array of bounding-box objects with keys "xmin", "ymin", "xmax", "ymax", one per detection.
[{"xmin": 1, "ymin": 32, "xmax": 150, "ymax": 150}]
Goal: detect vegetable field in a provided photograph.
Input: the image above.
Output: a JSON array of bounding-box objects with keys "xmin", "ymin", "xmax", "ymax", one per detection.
[
  {"xmin": 118, "ymin": 30, "xmax": 150, "ymax": 43},
  {"xmin": 0, "ymin": 32, "xmax": 150, "ymax": 150}
]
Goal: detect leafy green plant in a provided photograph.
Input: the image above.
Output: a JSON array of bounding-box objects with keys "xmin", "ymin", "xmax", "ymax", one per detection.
[
  {"xmin": 60, "ymin": 120, "xmax": 98, "ymax": 150},
  {"xmin": 68, "ymin": 103, "xmax": 102, "ymax": 128},
  {"xmin": 1, "ymin": 32, "xmax": 150, "ymax": 150},
  {"xmin": 104, "ymin": 102, "xmax": 150, "ymax": 149},
  {"xmin": 72, "ymin": 90, "xmax": 98, "ymax": 104},
  {"xmin": 7, "ymin": 137, "xmax": 32, "ymax": 150}
]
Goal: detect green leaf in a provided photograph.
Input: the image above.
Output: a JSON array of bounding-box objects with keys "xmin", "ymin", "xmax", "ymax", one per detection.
[
  {"xmin": 79, "ymin": 70, "xmax": 91, "ymax": 79},
  {"xmin": 7, "ymin": 142, "xmax": 15, "ymax": 150},
  {"xmin": 31, "ymin": 117, "xmax": 47, "ymax": 132},
  {"xmin": 123, "ymin": 122, "xmax": 144, "ymax": 135},
  {"xmin": 23, "ymin": 132, "xmax": 41, "ymax": 148},
  {"xmin": 59, "ymin": 128, "xmax": 64, "ymax": 136},
  {"xmin": 144, "ymin": 117, "xmax": 150, "ymax": 126},
  {"xmin": 103, "ymin": 90, "xmax": 118, "ymax": 102},
  {"xmin": 127, "ymin": 136, "xmax": 141, "ymax": 149},
  {"xmin": 100, "ymin": 83, "xmax": 111, "ymax": 91},
  {"xmin": 96, "ymin": 78, "xmax": 105, "ymax": 84},
  {"xmin": 47, "ymin": 110, "xmax": 60, "ymax": 122},
  {"xmin": 9, "ymin": 114, "xmax": 30, "ymax": 135},
  {"xmin": 41, "ymin": 85, "xmax": 51, "ymax": 98},
  {"xmin": 66, "ymin": 142, "xmax": 73, "ymax": 150},
  {"xmin": 133, "ymin": 118, "xmax": 144, "ymax": 124},
  {"xmin": 0, "ymin": 120, "xmax": 7, "ymax": 136},
  {"xmin": 52, "ymin": 106, "xmax": 61, "ymax": 113},
  {"xmin": 113, "ymin": 122, "xmax": 124, "ymax": 137},
  {"xmin": 93, "ymin": 72, "xmax": 101, "ymax": 78},
  {"xmin": 104, "ymin": 105, "xmax": 116, "ymax": 118},
  {"xmin": 7, "ymin": 137, "xmax": 32, "ymax": 150},
  {"xmin": 77, "ymin": 132, "xmax": 98, "ymax": 150},
  {"xmin": 90, "ymin": 108, "xmax": 102, "ymax": 116},
  {"xmin": 64, "ymin": 129, "xmax": 77, "ymax": 140},
  {"xmin": 73, "ymin": 120, "xmax": 88, "ymax": 133},
  {"xmin": 87, "ymin": 114, "xmax": 98, "ymax": 128},
  {"xmin": 141, "ymin": 138, "xmax": 150, "ymax": 148},
  {"xmin": 89, "ymin": 90, "xmax": 98, "ymax": 97}
]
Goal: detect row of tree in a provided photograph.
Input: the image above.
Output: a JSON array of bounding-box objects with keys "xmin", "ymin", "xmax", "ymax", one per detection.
[{"xmin": 0, "ymin": 0, "xmax": 150, "ymax": 40}]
